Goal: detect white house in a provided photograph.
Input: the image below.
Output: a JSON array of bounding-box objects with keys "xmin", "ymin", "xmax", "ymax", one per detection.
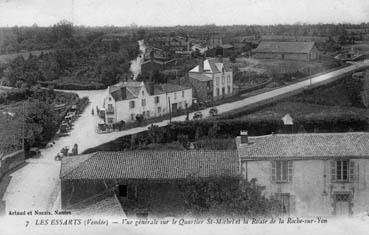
[
  {"xmin": 188, "ymin": 58, "xmax": 233, "ymax": 102},
  {"xmin": 103, "ymin": 81, "xmax": 192, "ymax": 123}
]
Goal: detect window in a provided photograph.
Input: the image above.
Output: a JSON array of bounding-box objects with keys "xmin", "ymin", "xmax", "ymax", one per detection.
[
  {"xmin": 216, "ymin": 77, "xmax": 219, "ymax": 86},
  {"xmin": 118, "ymin": 185, "xmax": 127, "ymax": 197},
  {"xmin": 131, "ymin": 114, "xmax": 135, "ymax": 120},
  {"xmin": 157, "ymin": 107, "xmax": 161, "ymax": 114},
  {"xmin": 222, "ymin": 75, "xmax": 225, "ymax": 85},
  {"xmin": 109, "ymin": 97, "xmax": 112, "ymax": 101},
  {"xmin": 174, "ymin": 93, "xmax": 177, "ymax": 100},
  {"xmin": 141, "ymin": 99, "xmax": 146, "ymax": 106},
  {"xmin": 129, "ymin": 101, "xmax": 135, "ymax": 109},
  {"xmin": 272, "ymin": 160, "xmax": 292, "ymax": 183},
  {"xmin": 107, "ymin": 104, "xmax": 113, "ymax": 112},
  {"xmin": 216, "ymin": 88, "xmax": 220, "ymax": 96},
  {"xmin": 142, "ymin": 90, "xmax": 144, "ymax": 96},
  {"xmin": 118, "ymin": 185, "xmax": 136, "ymax": 200},
  {"xmin": 207, "ymin": 81, "xmax": 211, "ymax": 90},
  {"xmin": 146, "ymin": 111, "xmax": 150, "ymax": 118},
  {"xmin": 227, "ymin": 75, "xmax": 231, "ymax": 83},
  {"xmin": 337, "ymin": 160, "xmax": 348, "ymax": 181},
  {"xmin": 332, "ymin": 160, "xmax": 354, "ymax": 182},
  {"xmin": 155, "ymin": 96, "xmax": 160, "ymax": 104},
  {"xmin": 182, "ymin": 90, "xmax": 185, "ymax": 98},
  {"xmin": 227, "ymin": 86, "xmax": 231, "ymax": 94}
]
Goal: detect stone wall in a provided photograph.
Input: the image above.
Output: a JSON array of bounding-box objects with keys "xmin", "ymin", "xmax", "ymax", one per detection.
[{"xmin": 0, "ymin": 150, "xmax": 25, "ymax": 179}]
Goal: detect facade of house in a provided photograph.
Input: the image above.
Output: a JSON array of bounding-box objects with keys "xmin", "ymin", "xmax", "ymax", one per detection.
[
  {"xmin": 236, "ymin": 131, "xmax": 369, "ymax": 216},
  {"xmin": 253, "ymin": 41, "xmax": 320, "ymax": 61},
  {"xmin": 103, "ymin": 81, "xmax": 192, "ymax": 123},
  {"xmin": 60, "ymin": 150, "xmax": 238, "ymax": 217},
  {"xmin": 187, "ymin": 58, "xmax": 233, "ymax": 102}
]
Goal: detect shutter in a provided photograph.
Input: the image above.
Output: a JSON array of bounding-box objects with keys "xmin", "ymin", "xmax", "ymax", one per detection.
[
  {"xmin": 331, "ymin": 160, "xmax": 336, "ymax": 182},
  {"xmin": 289, "ymin": 195, "xmax": 296, "ymax": 215},
  {"xmin": 241, "ymin": 160, "xmax": 247, "ymax": 179},
  {"xmin": 271, "ymin": 161, "xmax": 276, "ymax": 183},
  {"xmin": 349, "ymin": 161, "xmax": 355, "ymax": 182},
  {"xmin": 288, "ymin": 161, "xmax": 293, "ymax": 182}
]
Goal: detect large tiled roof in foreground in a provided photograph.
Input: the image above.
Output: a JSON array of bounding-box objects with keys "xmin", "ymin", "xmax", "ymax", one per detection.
[
  {"xmin": 61, "ymin": 150, "xmax": 238, "ymax": 180},
  {"xmin": 237, "ymin": 132, "xmax": 369, "ymax": 160}
]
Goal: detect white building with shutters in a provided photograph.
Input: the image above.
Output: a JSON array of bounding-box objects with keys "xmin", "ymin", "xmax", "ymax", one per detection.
[
  {"xmin": 103, "ymin": 81, "xmax": 192, "ymax": 124},
  {"xmin": 236, "ymin": 132, "xmax": 369, "ymax": 216}
]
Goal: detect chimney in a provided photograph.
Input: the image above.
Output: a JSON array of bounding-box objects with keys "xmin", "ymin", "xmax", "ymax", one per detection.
[
  {"xmin": 121, "ymin": 87, "xmax": 127, "ymax": 99},
  {"xmin": 198, "ymin": 58, "xmax": 204, "ymax": 73},
  {"xmin": 240, "ymin": 130, "xmax": 248, "ymax": 144},
  {"xmin": 149, "ymin": 82, "xmax": 155, "ymax": 95}
]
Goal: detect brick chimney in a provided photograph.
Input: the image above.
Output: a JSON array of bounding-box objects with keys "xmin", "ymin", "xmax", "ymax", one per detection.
[
  {"xmin": 121, "ymin": 87, "xmax": 127, "ymax": 99},
  {"xmin": 240, "ymin": 130, "xmax": 248, "ymax": 144},
  {"xmin": 148, "ymin": 82, "xmax": 155, "ymax": 95},
  {"xmin": 198, "ymin": 58, "xmax": 204, "ymax": 73}
]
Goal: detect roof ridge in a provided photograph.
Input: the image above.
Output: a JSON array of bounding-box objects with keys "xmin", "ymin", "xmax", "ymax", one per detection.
[{"xmin": 253, "ymin": 132, "xmax": 369, "ymax": 137}]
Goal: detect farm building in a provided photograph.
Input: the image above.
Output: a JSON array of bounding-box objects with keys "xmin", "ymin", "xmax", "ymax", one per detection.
[
  {"xmin": 60, "ymin": 150, "xmax": 238, "ymax": 217},
  {"xmin": 253, "ymin": 41, "xmax": 320, "ymax": 61}
]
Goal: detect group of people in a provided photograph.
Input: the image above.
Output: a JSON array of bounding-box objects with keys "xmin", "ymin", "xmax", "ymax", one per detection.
[{"xmin": 55, "ymin": 144, "xmax": 79, "ymax": 161}]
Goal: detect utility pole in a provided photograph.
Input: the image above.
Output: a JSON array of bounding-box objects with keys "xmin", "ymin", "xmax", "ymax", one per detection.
[
  {"xmin": 22, "ymin": 100, "xmax": 26, "ymax": 151},
  {"xmin": 168, "ymin": 96, "xmax": 171, "ymax": 123}
]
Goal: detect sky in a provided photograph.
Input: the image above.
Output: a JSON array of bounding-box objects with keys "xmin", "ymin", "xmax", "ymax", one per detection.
[{"xmin": 0, "ymin": 0, "xmax": 369, "ymax": 27}]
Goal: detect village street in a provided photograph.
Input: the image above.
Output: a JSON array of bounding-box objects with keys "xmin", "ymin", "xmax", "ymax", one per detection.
[{"xmin": 2, "ymin": 60, "xmax": 369, "ymax": 213}]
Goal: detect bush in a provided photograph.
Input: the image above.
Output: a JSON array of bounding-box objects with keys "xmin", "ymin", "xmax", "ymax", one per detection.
[{"xmin": 179, "ymin": 175, "xmax": 281, "ymax": 217}]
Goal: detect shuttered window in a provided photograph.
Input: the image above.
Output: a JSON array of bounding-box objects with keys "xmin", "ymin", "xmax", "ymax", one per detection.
[
  {"xmin": 271, "ymin": 160, "xmax": 292, "ymax": 183},
  {"xmin": 331, "ymin": 160, "xmax": 356, "ymax": 182}
]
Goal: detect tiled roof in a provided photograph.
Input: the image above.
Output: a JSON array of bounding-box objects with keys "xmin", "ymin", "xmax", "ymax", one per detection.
[
  {"xmin": 188, "ymin": 73, "xmax": 213, "ymax": 82},
  {"xmin": 110, "ymin": 86, "xmax": 136, "ymax": 101},
  {"xmin": 253, "ymin": 41, "xmax": 316, "ymax": 54},
  {"xmin": 159, "ymin": 83, "xmax": 191, "ymax": 93},
  {"xmin": 237, "ymin": 132, "xmax": 369, "ymax": 160},
  {"xmin": 60, "ymin": 150, "xmax": 239, "ymax": 180},
  {"xmin": 109, "ymin": 82, "xmax": 189, "ymax": 101},
  {"xmin": 189, "ymin": 58, "xmax": 232, "ymax": 73}
]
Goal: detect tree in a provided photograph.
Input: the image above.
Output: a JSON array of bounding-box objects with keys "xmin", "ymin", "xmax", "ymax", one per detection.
[
  {"xmin": 147, "ymin": 124, "xmax": 164, "ymax": 144},
  {"xmin": 52, "ymin": 20, "xmax": 74, "ymax": 42},
  {"xmin": 207, "ymin": 123, "xmax": 220, "ymax": 138},
  {"xmin": 179, "ymin": 175, "xmax": 281, "ymax": 216},
  {"xmin": 24, "ymin": 100, "xmax": 58, "ymax": 148}
]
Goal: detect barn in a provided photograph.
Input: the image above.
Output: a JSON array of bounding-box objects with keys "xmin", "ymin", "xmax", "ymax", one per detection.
[{"xmin": 253, "ymin": 41, "xmax": 320, "ymax": 61}]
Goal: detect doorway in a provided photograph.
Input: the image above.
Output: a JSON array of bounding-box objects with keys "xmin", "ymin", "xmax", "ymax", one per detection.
[{"xmin": 334, "ymin": 193, "xmax": 352, "ymax": 216}]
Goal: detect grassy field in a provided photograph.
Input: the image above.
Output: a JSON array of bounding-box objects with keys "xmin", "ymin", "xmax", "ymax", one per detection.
[
  {"xmin": 235, "ymin": 57, "xmax": 341, "ymax": 75},
  {"xmin": 238, "ymin": 101, "xmax": 368, "ymax": 121}
]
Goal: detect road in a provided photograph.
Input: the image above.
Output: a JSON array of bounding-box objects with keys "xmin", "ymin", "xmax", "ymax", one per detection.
[{"xmin": 1, "ymin": 61, "xmax": 369, "ymax": 213}]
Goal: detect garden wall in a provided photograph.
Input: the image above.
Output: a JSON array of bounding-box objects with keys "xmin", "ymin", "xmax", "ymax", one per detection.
[{"xmin": 0, "ymin": 150, "xmax": 25, "ymax": 179}]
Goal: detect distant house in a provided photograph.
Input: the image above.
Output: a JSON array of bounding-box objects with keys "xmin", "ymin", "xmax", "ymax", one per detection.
[
  {"xmin": 187, "ymin": 58, "xmax": 233, "ymax": 102},
  {"xmin": 253, "ymin": 41, "xmax": 320, "ymax": 61},
  {"xmin": 236, "ymin": 131, "xmax": 369, "ymax": 216},
  {"xmin": 60, "ymin": 150, "xmax": 238, "ymax": 217},
  {"xmin": 103, "ymin": 81, "xmax": 192, "ymax": 123}
]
